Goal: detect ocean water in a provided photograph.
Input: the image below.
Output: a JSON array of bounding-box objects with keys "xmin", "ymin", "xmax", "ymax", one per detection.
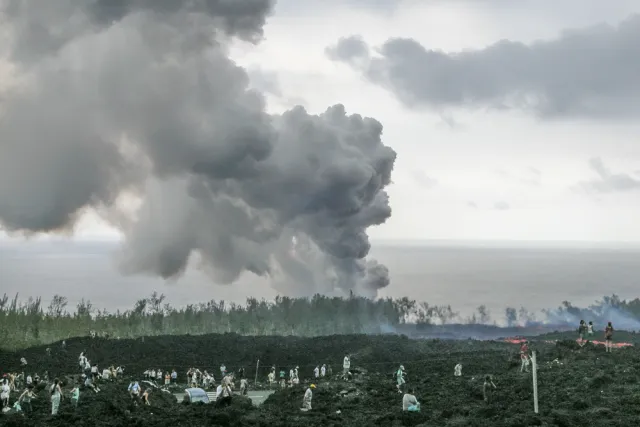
[{"xmin": 1, "ymin": 240, "xmax": 639, "ymax": 321}]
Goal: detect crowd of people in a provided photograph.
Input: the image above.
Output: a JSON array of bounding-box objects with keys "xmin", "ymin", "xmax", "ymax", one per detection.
[
  {"xmin": 0, "ymin": 323, "xmax": 622, "ymax": 417},
  {"xmin": 577, "ymin": 320, "xmax": 614, "ymax": 351}
]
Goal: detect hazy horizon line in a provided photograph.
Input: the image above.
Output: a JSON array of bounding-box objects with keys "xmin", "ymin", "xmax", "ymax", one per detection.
[{"xmin": 3, "ymin": 236, "xmax": 640, "ymax": 250}]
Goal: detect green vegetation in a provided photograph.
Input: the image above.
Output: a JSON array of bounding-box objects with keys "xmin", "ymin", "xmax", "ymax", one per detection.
[
  {"xmin": 1, "ymin": 291, "xmax": 637, "ymax": 351},
  {"xmin": 0, "ymin": 292, "xmax": 459, "ymax": 350}
]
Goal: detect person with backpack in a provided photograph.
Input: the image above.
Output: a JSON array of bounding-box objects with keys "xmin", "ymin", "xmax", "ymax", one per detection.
[
  {"xmin": 605, "ymin": 322, "xmax": 614, "ymax": 352},
  {"xmin": 578, "ymin": 320, "xmax": 587, "ymax": 347}
]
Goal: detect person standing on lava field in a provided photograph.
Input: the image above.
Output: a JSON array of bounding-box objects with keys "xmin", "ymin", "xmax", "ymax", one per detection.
[
  {"xmin": 220, "ymin": 364, "xmax": 226, "ymax": 378},
  {"xmin": 171, "ymin": 369, "xmax": 177, "ymax": 384},
  {"xmin": 8, "ymin": 373, "xmax": 16, "ymax": 392},
  {"xmin": 237, "ymin": 367, "xmax": 245, "ymax": 379},
  {"xmin": 240, "ymin": 378, "xmax": 248, "ymax": 395},
  {"xmin": 268, "ymin": 369, "xmax": 275, "ymax": 385},
  {"xmin": 520, "ymin": 341, "xmax": 530, "ymax": 373},
  {"xmin": 301, "ymin": 384, "xmax": 315, "ymax": 411},
  {"xmin": 482, "ymin": 375, "xmax": 496, "ymax": 403},
  {"xmin": 142, "ymin": 388, "xmax": 151, "ymax": 405},
  {"xmin": 279, "ymin": 369, "xmax": 286, "ymax": 388},
  {"xmin": 18, "ymin": 385, "xmax": 36, "ymax": 414},
  {"xmin": 605, "ymin": 322, "xmax": 614, "ymax": 352},
  {"xmin": 454, "ymin": 363, "xmax": 462, "ymax": 377},
  {"xmin": 91, "ymin": 364, "xmax": 99, "ymax": 381},
  {"xmin": 289, "ymin": 368, "xmax": 295, "ymax": 386},
  {"xmin": 396, "ymin": 365, "xmax": 406, "ymax": 393},
  {"xmin": 342, "ymin": 356, "xmax": 351, "ymax": 380},
  {"xmin": 78, "ymin": 352, "xmax": 86, "ymax": 370},
  {"xmin": 578, "ymin": 320, "xmax": 587, "ymax": 347},
  {"xmin": 314, "ymin": 366, "xmax": 319, "ymax": 379},
  {"xmin": 321, "ymin": 364, "xmax": 326, "ymax": 378},
  {"xmin": 50, "ymin": 378, "xmax": 63, "ymax": 415},
  {"xmin": 70, "ymin": 383, "xmax": 80, "ymax": 409},
  {"xmin": 1, "ymin": 379, "xmax": 10, "ymax": 410},
  {"xmin": 587, "ymin": 321, "xmax": 594, "ymax": 342}
]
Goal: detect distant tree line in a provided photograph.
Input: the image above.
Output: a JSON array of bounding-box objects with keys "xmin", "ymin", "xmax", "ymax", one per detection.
[{"xmin": 0, "ymin": 292, "xmax": 636, "ymax": 350}]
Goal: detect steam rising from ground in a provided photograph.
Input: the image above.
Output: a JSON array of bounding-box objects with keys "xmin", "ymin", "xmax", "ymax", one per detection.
[{"xmin": 0, "ymin": 1, "xmax": 396, "ymax": 297}]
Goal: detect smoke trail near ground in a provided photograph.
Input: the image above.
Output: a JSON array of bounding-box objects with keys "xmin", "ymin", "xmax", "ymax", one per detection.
[{"xmin": 0, "ymin": 0, "xmax": 396, "ymax": 297}]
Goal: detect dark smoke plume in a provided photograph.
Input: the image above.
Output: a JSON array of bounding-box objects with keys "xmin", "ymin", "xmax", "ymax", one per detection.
[{"xmin": 0, "ymin": 0, "xmax": 396, "ymax": 298}]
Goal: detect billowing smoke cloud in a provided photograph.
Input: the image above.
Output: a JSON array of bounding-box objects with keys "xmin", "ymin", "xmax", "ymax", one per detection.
[
  {"xmin": 0, "ymin": 0, "xmax": 396, "ymax": 298},
  {"xmin": 326, "ymin": 15, "xmax": 640, "ymax": 118}
]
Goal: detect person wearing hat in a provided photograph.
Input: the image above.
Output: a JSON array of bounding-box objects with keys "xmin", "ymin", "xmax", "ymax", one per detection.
[{"xmin": 301, "ymin": 384, "xmax": 315, "ymax": 411}]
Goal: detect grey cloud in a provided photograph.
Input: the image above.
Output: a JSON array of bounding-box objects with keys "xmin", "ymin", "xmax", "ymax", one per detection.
[
  {"xmin": 494, "ymin": 201, "xmax": 510, "ymax": 210},
  {"xmin": 325, "ymin": 35, "xmax": 369, "ymax": 63},
  {"xmin": 247, "ymin": 67, "xmax": 282, "ymax": 97},
  {"xmin": 326, "ymin": 15, "xmax": 640, "ymax": 118},
  {"xmin": 276, "ymin": 0, "xmax": 403, "ymax": 15},
  {"xmin": 577, "ymin": 157, "xmax": 640, "ymax": 193},
  {"xmin": 0, "ymin": 0, "xmax": 396, "ymax": 298}
]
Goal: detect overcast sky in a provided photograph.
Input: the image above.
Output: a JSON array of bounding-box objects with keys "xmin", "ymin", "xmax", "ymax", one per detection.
[{"xmin": 3, "ymin": 0, "xmax": 640, "ymax": 244}]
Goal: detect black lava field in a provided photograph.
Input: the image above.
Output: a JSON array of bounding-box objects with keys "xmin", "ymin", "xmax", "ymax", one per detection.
[{"xmin": 1, "ymin": 332, "xmax": 639, "ymax": 426}]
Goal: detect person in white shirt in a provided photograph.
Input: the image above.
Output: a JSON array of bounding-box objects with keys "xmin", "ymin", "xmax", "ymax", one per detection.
[
  {"xmin": 342, "ymin": 356, "xmax": 350, "ymax": 379},
  {"xmin": 91, "ymin": 364, "xmax": 99, "ymax": 380},
  {"xmin": 1, "ymin": 379, "xmax": 10, "ymax": 409},
  {"xmin": 402, "ymin": 388, "xmax": 420, "ymax": 412},
  {"xmin": 50, "ymin": 379, "xmax": 62, "ymax": 415},
  {"xmin": 301, "ymin": 384, "xmax": 315, "ymax": 411},
  {"xmin": 102, "ymin": 368, "xmax": 111, "ymax": 381},
  {"xmin": 128, "ymin": 381, "xmax": 140, "ymax": 399},
  {"xmin": 313, "ymin": 366, "xmax": 319, "ymax": 378},
  {"xmin": 454, "ymin": 363, "xmax": 462, "ymax": 377},
  {"xmin": 240, "ymin": 378, "xmax": 248, "ymax": 395},
  {"xmin": 396, "ymin": 365, "xmax": 406, "ymax": 393},
  {"xmin": 26, "ymin": 375, "xmax": 32, "ymax": 386},
  {"xmin": 321, "ymin": 364, "xmax": 326, "ymax": 377}
]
